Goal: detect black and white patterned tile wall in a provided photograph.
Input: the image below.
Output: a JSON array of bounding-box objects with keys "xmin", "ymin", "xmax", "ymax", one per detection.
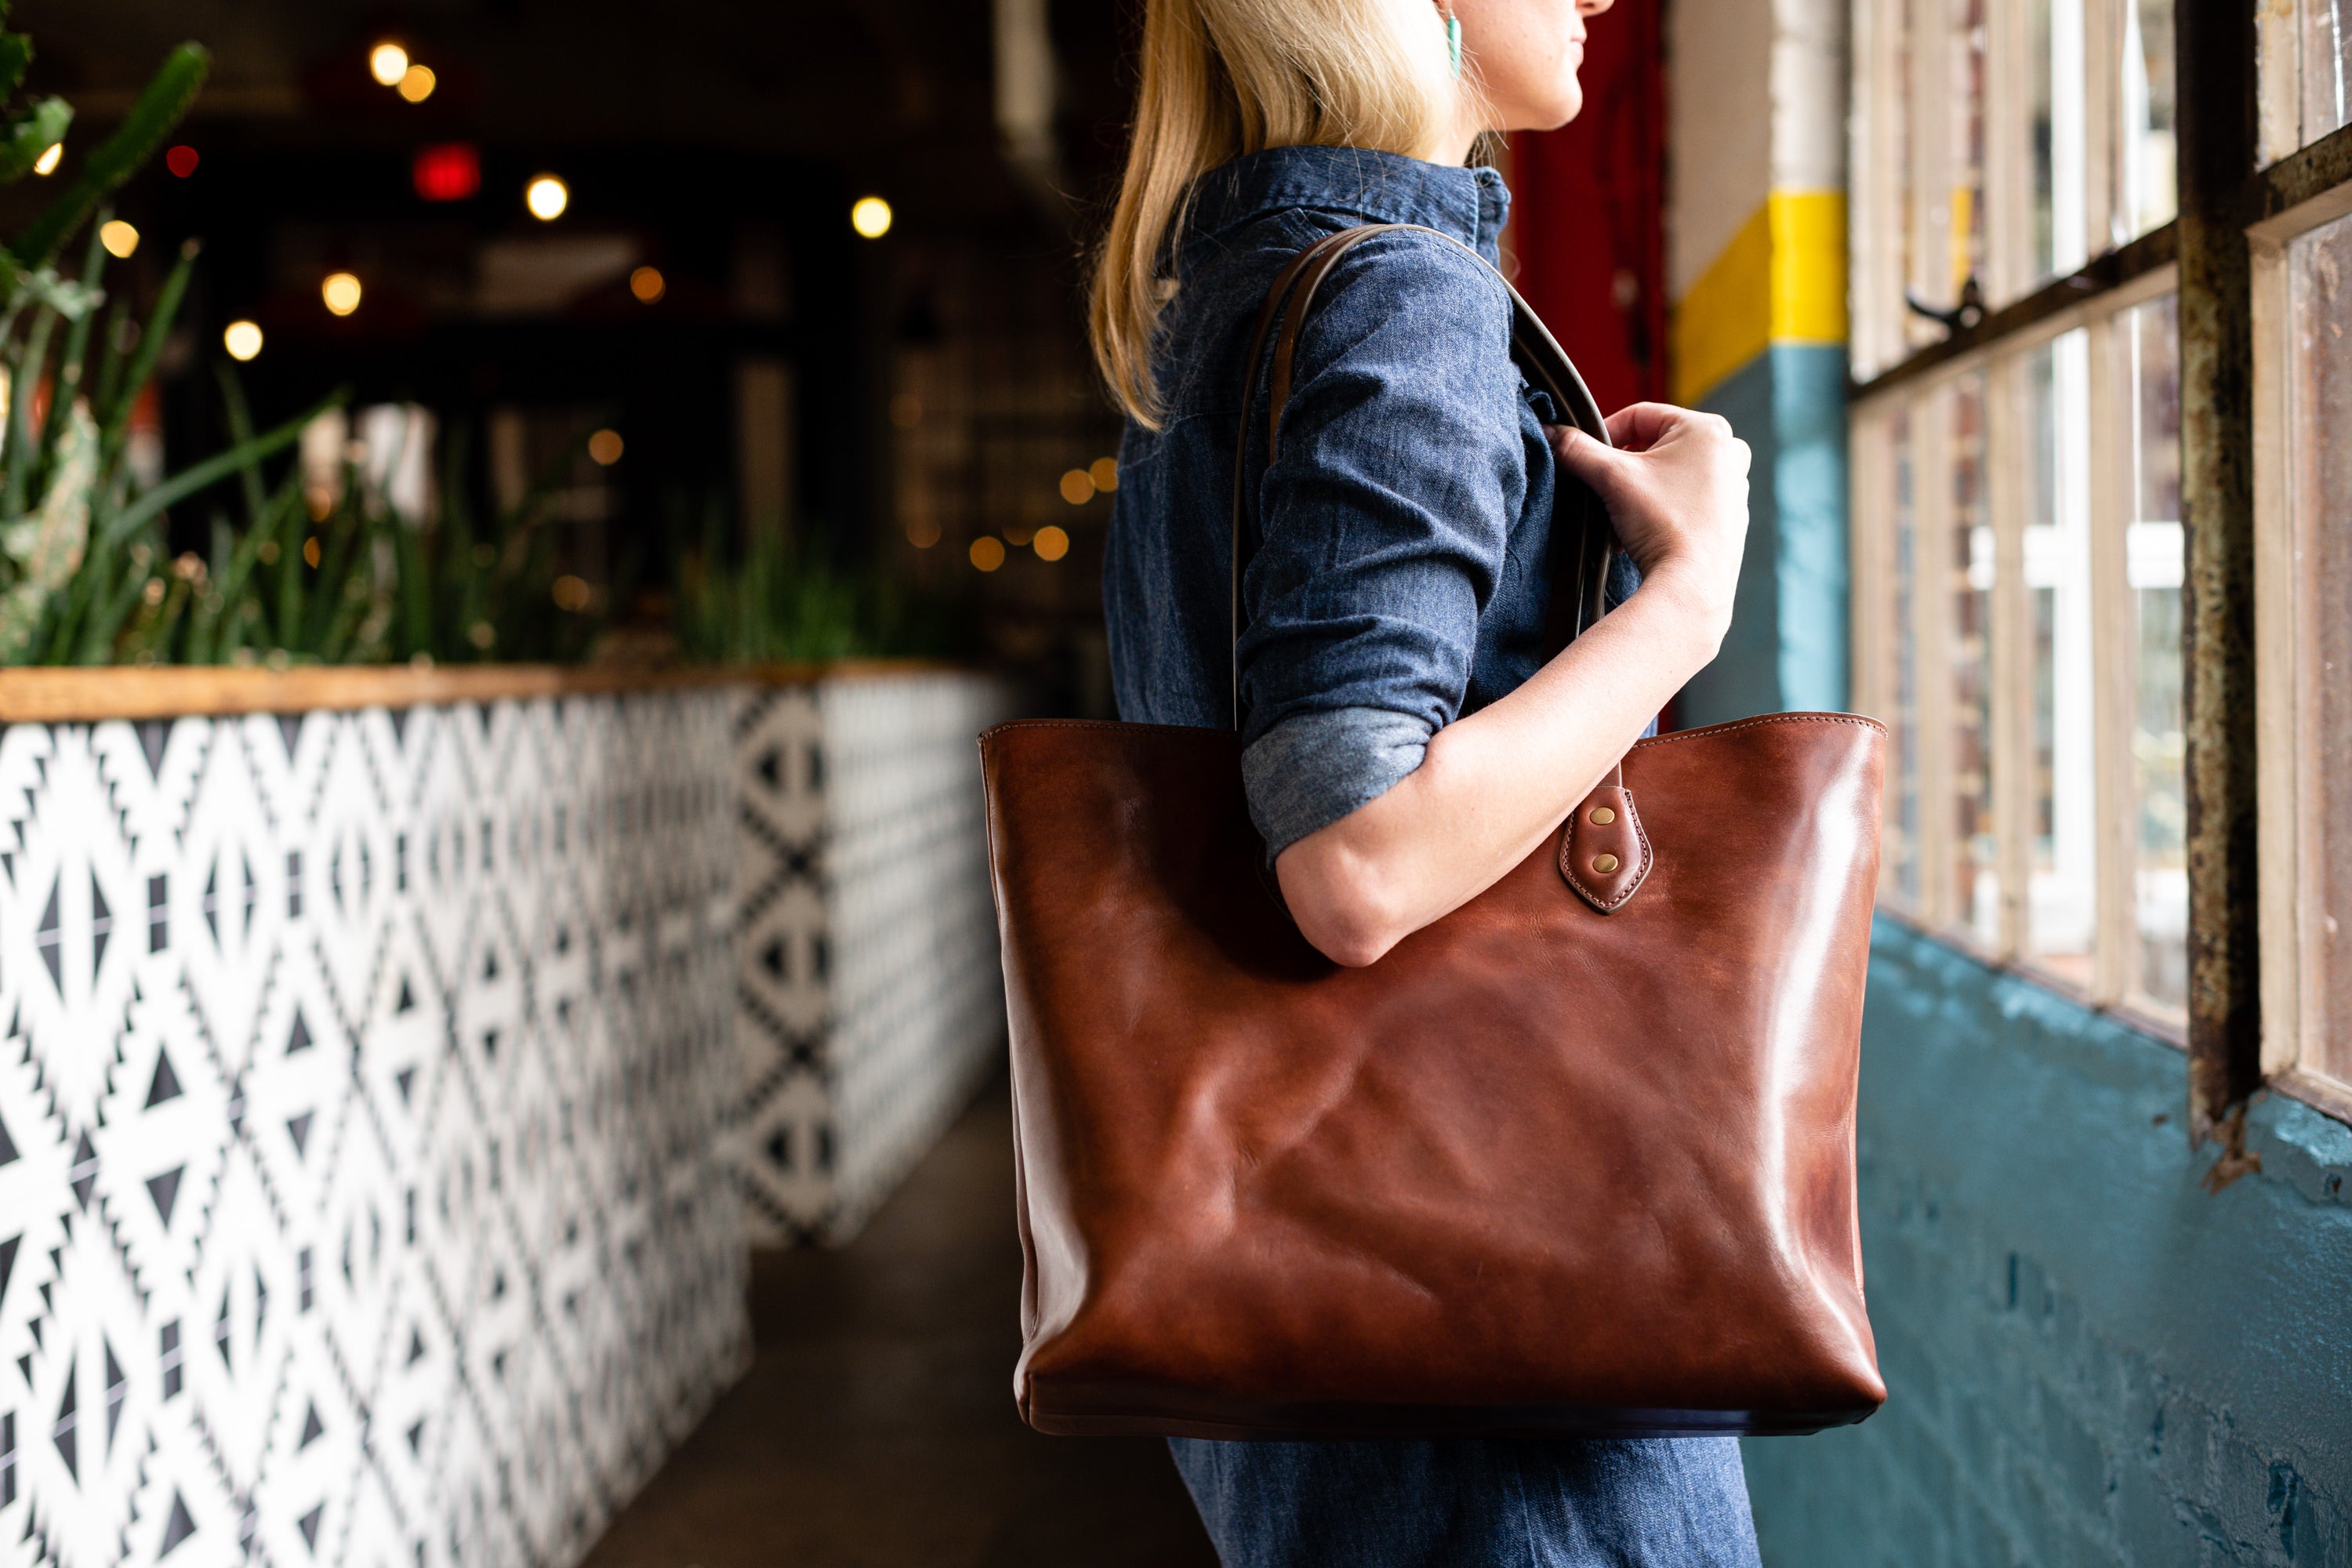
[
  {"xmin": 0, "ymin": 694, "xmax": 748, "ymax": 1568},
  {"xmin": 732, "ymin": 673, "xmax": 1014, "ymax": 1243}
]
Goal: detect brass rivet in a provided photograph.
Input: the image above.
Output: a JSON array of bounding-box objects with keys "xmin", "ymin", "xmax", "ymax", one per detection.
[
  {"xmin": 1592, "ymin": 853, "xmax": 1621, "ymax": 874},
  {"xmin": 1589, "ymin": 806, "xmax": 1616, "ymax": 826}
]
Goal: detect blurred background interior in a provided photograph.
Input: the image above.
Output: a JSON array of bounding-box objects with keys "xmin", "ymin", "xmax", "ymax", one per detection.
[
  {"xmin": 0, "ymin": 0, "xmax": 1666, "ymax": 704},
  {"xmin": 5, "ymin": 2, "xmax": 2350, "ymax": 1566}
]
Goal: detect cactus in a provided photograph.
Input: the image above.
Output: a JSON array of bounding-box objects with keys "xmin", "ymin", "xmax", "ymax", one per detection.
[
  {"xmin": 0, "ymin": 400, "xmax": 92, "ymax": 659},
  {"xmin": 10, "ymin": 42, "xmax": 208, "ymax": 272}
]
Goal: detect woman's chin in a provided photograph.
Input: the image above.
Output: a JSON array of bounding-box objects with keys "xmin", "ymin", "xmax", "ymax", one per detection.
[{"xmin": 1515, "ymin": 88, "xmax": 1584, "ymax": 133}]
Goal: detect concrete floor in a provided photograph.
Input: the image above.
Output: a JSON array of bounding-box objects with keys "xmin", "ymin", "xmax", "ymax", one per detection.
[{"xmin": 581, "ymin": 1086, "xmax": 1219, "ymax": 1568}]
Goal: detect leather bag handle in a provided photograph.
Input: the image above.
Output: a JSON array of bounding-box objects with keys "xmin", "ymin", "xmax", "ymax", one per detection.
[
  {"xmin": 1228, "ymin": 223, "xmax": 1617, "ymax": 728},
  {"xmin": 1228, "ymin": 223, "xmax": 1650, "ymax": 914}
]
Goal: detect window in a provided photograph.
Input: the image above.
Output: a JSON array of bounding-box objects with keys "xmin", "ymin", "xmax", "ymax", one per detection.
[
  {"xmin": 1849, "ymin": 0, "xmax": 2182, "ymax": 382},
  {"xmin": 1849, "ymin": 0, "xmax": 2187, "ymax": 1032},
  {"xmin": 1862, "ymin": 0, "xmax": 2352, "ymax": 1119},
  {"xmin": 1853, "ymin": 270, "xmax": 2182, "ymax": 1024},
  {"xmin": 2253, "ymin": 185, "xmax": 2352, "ymax": 1102},
  {"xmin": 2261, "ymin": 1, "xmax": 2352, "ymax": 165}
]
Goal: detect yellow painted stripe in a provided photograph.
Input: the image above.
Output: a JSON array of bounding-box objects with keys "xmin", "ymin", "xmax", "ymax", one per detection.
[
  {"xmin": 1669, "ymin": 191, "xmax": 1849, "ymax": 406},
  {"xmin": 1770, "ymin": 190, "xmax": 1849, "ymax": 346}
]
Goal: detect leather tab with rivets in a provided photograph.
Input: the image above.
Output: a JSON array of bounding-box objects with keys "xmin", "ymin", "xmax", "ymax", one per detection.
[{"xmin": 1559, "ymin": 770, "xmax": 1651, "ymax": 913}]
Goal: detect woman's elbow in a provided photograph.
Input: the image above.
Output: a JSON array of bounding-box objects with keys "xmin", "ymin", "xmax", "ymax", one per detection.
[{"xmin": 1274, "ymin": 838, "xmax": 1410, "ymax": 968}]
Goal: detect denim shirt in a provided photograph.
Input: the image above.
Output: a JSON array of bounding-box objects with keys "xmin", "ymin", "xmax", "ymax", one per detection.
[{"xmin": 1103, "ymin": 145, "xmax": 1568, "ymax": 856}]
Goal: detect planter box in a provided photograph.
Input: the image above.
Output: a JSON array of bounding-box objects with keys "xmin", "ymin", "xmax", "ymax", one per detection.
[
  {"xmin": 0, "ymin": 670, "xmax": 745, "ymax": 1568},
  {"xmin": 731, "ymin": 668, "xmax": 1018, "ymax": 1243}
]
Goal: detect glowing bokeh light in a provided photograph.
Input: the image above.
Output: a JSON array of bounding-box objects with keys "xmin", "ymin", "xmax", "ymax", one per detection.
[
  {"xmin": 969, "ymin": 536, "xmax": 1006, "ymax": 572},
  {"xmin": 397, "ymin": 64, "xmax": 437, "ymax": 103},
  {"xmin": 1090, "ymin": 456, "xmax": 1120, "ymax": 492},
  {"xmin": 98, "ymin": 220, "xmax": 139, "ymax": 259},
  {"xmin": 525, "ymin": 174, "xmax": 569, "ymax": 221},
  {"xmin": 629, "ymin": 266, "xmax": 665, "ymax": 303},
  {"xmin": 1033, "ymin": 525, "xmax": 1071, "ymax": 561},
  {"xmin": 412, "ymin": 143, "xmax": 480, "ymax": 201},
  {"xmin": 321, "ymin": 271, "xmax": 364, "ymax": 316},
  {"xmin": 369, "ymin": 42, "xmax": 410, "ymax": 85},
  {"xmin": 223, "ymin": 321, "xmax": 264, "ymax": 361},
  {"xmin": 32, "ymin": 142, "xmax": 60, "ymax": 176},
  {"xmin": 165, "ymin": 144, "xmax": 199, "ymax": 178},
  {"xmin": 850, "ymin": 196, "xmax": 894, "ymax": 239},
  {"xmin": 587, "ymin": 430, "xmax": 624, "ymax": 466},
  {"xmin": 1058, "ymin": 469, "xmax": 1094, "ymax": 505}
]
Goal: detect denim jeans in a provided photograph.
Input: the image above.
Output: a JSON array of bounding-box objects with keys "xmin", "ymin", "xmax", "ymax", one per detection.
[{"xmin": 1169, "ymin": 1437, "xmax": 1762, "ymax": 1568}]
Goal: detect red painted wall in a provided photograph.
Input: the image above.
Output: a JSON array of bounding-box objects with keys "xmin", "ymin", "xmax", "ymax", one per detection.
[{"xmin": 1503, "ymin": 0, "xmax": 1668, "ymax": 417}]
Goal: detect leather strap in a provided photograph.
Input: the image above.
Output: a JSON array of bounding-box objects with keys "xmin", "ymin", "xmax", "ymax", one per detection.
[
  {"xmin": 1229, "ymin": 231, "xmax": 1363, "ymax": 721},
  {"xmin": 1227, "ymin": 223, "xmax": 1649, "ymax": 913},
  {"xmin": 1229, "ymin": 223, "xmax": 1617, "ymax": 731}
]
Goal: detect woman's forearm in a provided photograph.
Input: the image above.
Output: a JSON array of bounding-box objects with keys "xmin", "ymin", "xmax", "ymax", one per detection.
[{"xmin": 1272, "ymin": 561, "xmax": 1730, "ymax": 967}]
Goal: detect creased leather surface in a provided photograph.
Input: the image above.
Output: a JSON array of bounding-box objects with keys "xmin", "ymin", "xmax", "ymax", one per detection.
[{"xmin": 982, "ymin": 712, "xmax": 1887, "ymax": 1440}]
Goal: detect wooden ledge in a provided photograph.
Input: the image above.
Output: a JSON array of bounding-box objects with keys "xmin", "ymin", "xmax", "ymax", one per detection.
[{"xmin": 0, "ymin": 659, "xmax": 974, "ymax": 724}]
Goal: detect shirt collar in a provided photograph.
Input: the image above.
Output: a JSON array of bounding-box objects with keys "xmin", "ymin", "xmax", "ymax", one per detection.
[{"xmin": 1178, "ymin": 145, "xmax": 1512, "ymax": 266}]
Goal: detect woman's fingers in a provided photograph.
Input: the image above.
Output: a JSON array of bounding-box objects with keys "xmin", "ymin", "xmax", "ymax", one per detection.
[
  {"xmin": 1601, "ymin": 401, "xmax": 1726, "ymax": 451},
  {"xmin": 1551, "ymin": 426, "xmax": 1632, "ymax": 503}
]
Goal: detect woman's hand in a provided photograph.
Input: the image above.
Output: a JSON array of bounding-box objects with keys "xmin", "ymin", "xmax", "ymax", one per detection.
[
  {"xmin": 1552, "ymin": 404, "xmax": 1751, "ymax": 634},
  {"xmin": 1274, "ymin": 401, "xmax": 1751, "ymax": 968}
]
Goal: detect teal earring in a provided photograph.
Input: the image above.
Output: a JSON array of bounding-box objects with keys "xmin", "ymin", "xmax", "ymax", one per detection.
[{"xmin": 1446, "ymin": 9, "xmax": 1464, "ymax": 76}]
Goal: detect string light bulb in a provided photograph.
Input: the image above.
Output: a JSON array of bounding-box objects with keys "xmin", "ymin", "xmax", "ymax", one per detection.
[
  {"xmin": 223, "ymin": 321, "xmax": 263, "ymax": 361},
  {"xmin": 32, "ymin": 142, "xmax": 60, "ymax": 176},
  {"xmin": 525, "ymin": 174, "xmax": 568, "ymax": 221},
  {"xmin": 850, "ymin": 196, "xmax": 893, "ymax": 239},
  {"xmin": 321, "ymin": 271, "xmax": 363, "ymax": 317},
  {"xmin": 369, "ymin": 42, "xmax": 410, "ymax": 86}
]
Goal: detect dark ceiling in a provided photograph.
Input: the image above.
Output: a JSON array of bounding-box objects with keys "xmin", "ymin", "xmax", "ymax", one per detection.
[{"xmin": 13, "ymin": 0, "xmax": 1135, "ymax": 239}]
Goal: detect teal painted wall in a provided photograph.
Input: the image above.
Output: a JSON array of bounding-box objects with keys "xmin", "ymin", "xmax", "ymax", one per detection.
[
  {"xmin": 1679, "ymin": 343, "xmax": 1849, "ymax": 724},
  {"xmin": 1742, "ymin": 921, "xmax": 2352, "ymax": 1566}
]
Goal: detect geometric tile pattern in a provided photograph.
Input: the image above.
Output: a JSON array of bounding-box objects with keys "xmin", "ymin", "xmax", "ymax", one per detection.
[
  {"xmin": 731, "ymin": 673, "xmax": 1014, "ymax": 1243},
  {"xmin": 0, "ymin": 693, "xmax": 748, "ymax": 1568}
]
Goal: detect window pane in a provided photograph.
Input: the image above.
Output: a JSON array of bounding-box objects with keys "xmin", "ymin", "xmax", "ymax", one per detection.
[
  {"xmin": 1889, "ymin": 406, "xmax": 1923, "ymax": 909},
  {"xmin": 2029, "ymin": 0, "xmax": 2089, "ymax": 283},
  {"xmin": 1946, "ymin": 0, "xmax": 1989, "ymax": 300},
  {"xmin": 1948, "ymin": 373, "xmax": 1998, "ymax": 945},
  {"xmin": 1896, "ymin": 0, "xmax": 1990, "ymax": 347},
  {"xmin": 2024, "ymin": 331, "xmax": 2096, "ymax": 984},
  {"xmin": 2118, "ymin": 0, "xmax": 2177, "ymax": 241},
  {"xmin": 2303, "ymin": 1, "xmax": 2352, "ymax": 150},
  {"xmin": 2288, "ymin": 211, "xmax": 2352, "ymax": 1084},
  {"xmin": 2125, "ymin": 296, "xmax": 2185, "ymax": 1016}
]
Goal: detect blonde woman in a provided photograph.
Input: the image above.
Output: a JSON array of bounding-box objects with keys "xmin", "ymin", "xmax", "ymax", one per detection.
[{"xmin": 1091, "ymin": 0, "xmax": 1761, "ymax": 1560}]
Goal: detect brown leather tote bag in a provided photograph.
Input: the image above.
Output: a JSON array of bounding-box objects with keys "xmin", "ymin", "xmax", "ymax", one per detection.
[{"xmin": 980, "ymin": 225, "xmax": 1886, "ymax": 1441}]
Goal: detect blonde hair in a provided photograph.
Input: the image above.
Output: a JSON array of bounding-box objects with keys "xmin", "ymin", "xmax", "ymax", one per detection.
[{"xmin": 1088, "ymin": 0, "xmax": 1468, "ymax": 428}]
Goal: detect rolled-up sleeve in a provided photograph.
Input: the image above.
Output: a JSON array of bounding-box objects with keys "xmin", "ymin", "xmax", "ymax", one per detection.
[{"xmin": 1236, "ymin": 234, "xmax": 1525, "ymax": 855}]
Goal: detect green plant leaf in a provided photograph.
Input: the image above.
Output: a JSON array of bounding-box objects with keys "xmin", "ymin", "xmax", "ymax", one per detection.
[
  {"xmin": 0, "ymin": 32, "xmax": 37, "ymax": 109},
  {"xmin": 13, "ymin": 43, "xmax": 207, "ymax": 268},
  {"xmin": 0, "ymin": 96, "xmax": 71, "ymax": 187},
  {"xmin": 98, "ymin": 394, "xmax": 329, "ymax": 551}
]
